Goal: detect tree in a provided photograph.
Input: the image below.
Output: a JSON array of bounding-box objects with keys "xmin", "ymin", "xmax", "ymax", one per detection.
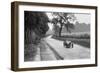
[
  {"xmin": 65, "ymin": 21, "xmax": 75, "ymax": 33},
  {"xmin": 53, "ymin": 23, "xmax": 60, "ymax": 36},
  {"xmin": 25, "ymin": 11, "xmax": 49, "ymax": 44},
  {"xmin": 24, "ymin": 11, "xmax": 49, "ymax": 61},
  {"xmin": 51, "ymin": 12, "xmax": 76, "ymax": 37},
  {"xmin": 51, "ymin": 18, "xmax": 59, "ymax": 36}
]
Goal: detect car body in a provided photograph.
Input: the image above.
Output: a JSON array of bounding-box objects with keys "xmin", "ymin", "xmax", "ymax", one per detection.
[{"xmin": 63, "ymin": 40, "xmax": 73, "ymax": 48}]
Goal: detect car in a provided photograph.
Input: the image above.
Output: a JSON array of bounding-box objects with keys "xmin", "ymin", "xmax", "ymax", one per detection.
[{"xmin": 63, "ymin": 40, "xmax": 73, "ymax": 48}]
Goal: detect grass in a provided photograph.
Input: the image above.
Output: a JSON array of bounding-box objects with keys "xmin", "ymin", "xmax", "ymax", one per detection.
[
  {"xmin": 24, "ymin": 44, "xmax": 38, "ymax": 61},
  {"xmin": 52, "ymin": 35, "xmax": 90, "ymax": 48}
]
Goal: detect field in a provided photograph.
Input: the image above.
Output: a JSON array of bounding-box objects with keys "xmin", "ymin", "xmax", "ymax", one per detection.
[{"xmin": 52, "ymin": 33, "xmax": 90, "ymax": 48}]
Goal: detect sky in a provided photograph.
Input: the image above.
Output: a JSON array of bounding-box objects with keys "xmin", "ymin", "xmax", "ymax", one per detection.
[{"xmin": 74, "ymin": 14, "xmax": 91, "ymax": 24}]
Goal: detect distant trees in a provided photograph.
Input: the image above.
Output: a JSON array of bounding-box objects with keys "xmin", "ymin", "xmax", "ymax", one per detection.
[
  {"xmin": 53, "ymin": 23, "xmax": 60, "ymax": 36},
  {"xmin": 25, "ymin": 11, "xmax": 49, "ymax": 44},
  {"xmin": 51, "ymin": 13, "xmax": 76, "ymax": 37}
]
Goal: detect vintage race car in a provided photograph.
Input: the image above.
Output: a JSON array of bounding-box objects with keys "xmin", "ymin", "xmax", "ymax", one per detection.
[{"xmin": 63, "ymin": 40, "xmax": 73, "ymax": 48}]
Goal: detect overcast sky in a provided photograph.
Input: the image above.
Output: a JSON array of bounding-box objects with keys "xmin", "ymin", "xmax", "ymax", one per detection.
[{"xmin": 74, "ymin": 14, "xmax": 91, "ymax": 24}]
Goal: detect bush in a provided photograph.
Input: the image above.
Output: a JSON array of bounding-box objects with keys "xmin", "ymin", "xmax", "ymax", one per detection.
[{"xmin": 24, "ymin": 44, "xmax": 38, "ymax": 61}]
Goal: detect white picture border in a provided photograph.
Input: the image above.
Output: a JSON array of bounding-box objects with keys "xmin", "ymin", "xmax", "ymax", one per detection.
[{"xmin": 18, "ymin": 5, "xmax": 96, "ymax": 68}]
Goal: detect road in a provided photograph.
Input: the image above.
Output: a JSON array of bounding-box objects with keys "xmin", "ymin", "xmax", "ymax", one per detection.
[
  {"xmin": 30, "ymin": 35, "xmax": 90, "ymax": 61},
  {"xmin": 45, "ymin": 35, "xmax": 90, "ymax": 60}
]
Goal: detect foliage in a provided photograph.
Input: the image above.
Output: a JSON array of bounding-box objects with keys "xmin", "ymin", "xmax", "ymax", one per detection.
[
  {"xmin": 51, "ymin": 12, "xmax": 76, "ymax": 37},
  {"xmin": 24, "ymin": 11, "xmax": 49, "ymax": 44},
  {"xmin": 24, "ymin": 11, "xmax": 49, "ymax": 61}
]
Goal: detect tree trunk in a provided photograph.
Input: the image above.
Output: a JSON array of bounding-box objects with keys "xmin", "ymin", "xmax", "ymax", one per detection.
[{"xmin": 59, "ymin": 24, "xmax": 63, "ymax": 37}]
